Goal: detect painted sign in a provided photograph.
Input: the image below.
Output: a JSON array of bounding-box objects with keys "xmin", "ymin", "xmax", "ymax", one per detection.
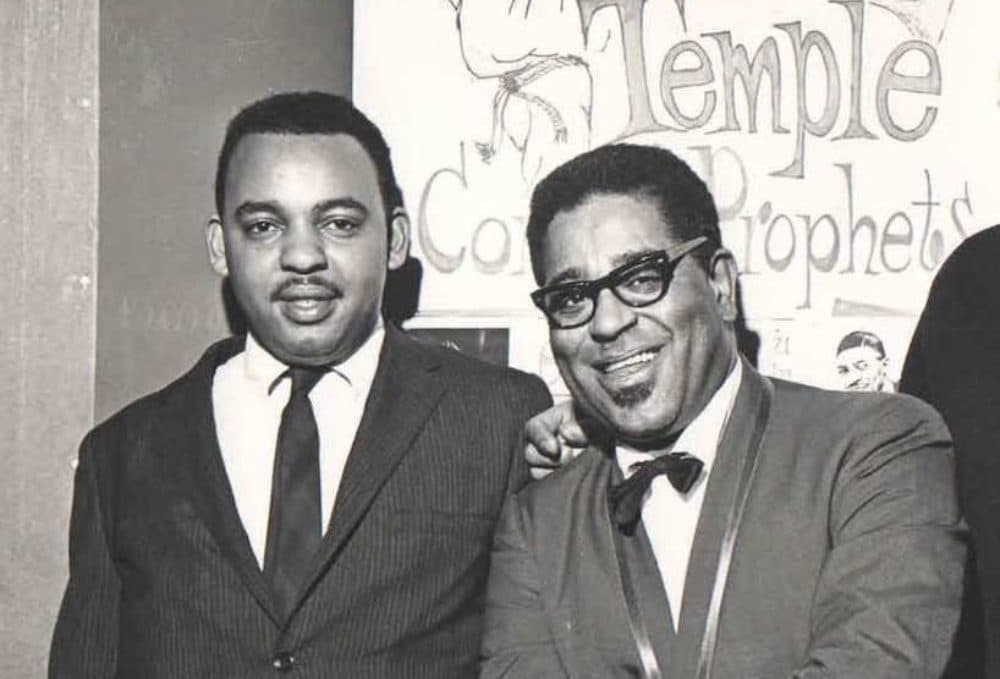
[{"xmin": 355, "ymin": 0, "xmax": 1000, "ymax": 391}]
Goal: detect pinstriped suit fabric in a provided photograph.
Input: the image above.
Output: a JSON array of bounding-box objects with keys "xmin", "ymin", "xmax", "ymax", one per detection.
[{"xmin": 49, "ymin": 327, "xmax": 552, "ymax": 678}]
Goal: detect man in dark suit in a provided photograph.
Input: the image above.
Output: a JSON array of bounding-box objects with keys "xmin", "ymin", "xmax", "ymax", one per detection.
[
  {"xmin": 901, "ymin": 224, "xmax": 1000, "ymax": 679},
  {"xmin": 49, "ymin": 92, "xmax": 551, "ymax": 678},
  {"xmin": 481, "ymin": 143, "xmax": 966, "ymax": 678}
]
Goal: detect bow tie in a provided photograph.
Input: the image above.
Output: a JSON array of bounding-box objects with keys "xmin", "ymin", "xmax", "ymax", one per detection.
[{"xmin": 608, "ymin": 453, "xmax": 704, "ymax": 535}]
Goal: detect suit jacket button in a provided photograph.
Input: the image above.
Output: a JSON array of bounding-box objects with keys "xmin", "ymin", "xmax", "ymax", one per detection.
[{"xmin": 272, "ymin": 652, "xmax": 295, "ymax": 672}]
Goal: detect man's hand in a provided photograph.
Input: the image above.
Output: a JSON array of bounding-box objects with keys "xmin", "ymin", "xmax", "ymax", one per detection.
[{"xmin": 524, "ymin": 400, "xmax": 589, "ymax": 479}]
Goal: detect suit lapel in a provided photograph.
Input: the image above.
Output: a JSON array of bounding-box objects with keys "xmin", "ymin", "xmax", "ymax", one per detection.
[
  {"xmin": 608, "ymin": 460, "xmax": 678, "ymax": 654},
  {"xmin": 576, "ymin": 450, "xmax": 677, "ymax": 677},
  {"xmin": 667, "ymin": 362, "xmax": 770, "ymax": 679},
  {"xmin": 292, "ymin": 326, "xmax": 447, "ymax": 611},
  {"xmin": 159, "ymin": 337, "xmax": 283, "ymax": 624},
  {"xmin": 552, "ymin": 450, "xmax": 657, "ymax": 679},
  {"xmin": 161, "ymin": 329, "xmax": 449, "ymax": 626}
]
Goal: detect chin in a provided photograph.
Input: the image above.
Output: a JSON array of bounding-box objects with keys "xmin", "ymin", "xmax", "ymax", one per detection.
[
  {"xmin": 599, "ymin": 407, "xmax": 674, "ymax": 444},
  {"xmin": 293, "ymin": 339, "xmax": 343, "ymax": 361},
  {"xmin": 264, "ymin": 332, "xmax": 337, "ymax": 364}
]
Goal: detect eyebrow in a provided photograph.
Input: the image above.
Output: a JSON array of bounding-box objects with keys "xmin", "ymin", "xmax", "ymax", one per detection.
[
  {"xmin": 311, "ymin": 198, "xmax": 370, "ymax": 220},
  {"xmin": 232, "ymin": 197, "xmax": 371, "ymax": 222},
  {"xmin": 233, "ymin": 200, "xmax": 282, "ymax": 220},
  {"xmin": 545, "ymin": 248, "xmax": 662, "ymax": 287},
  {"xmin": 610, "ymin": 248, "xmax": 660, "ymax": 269},
  {"xmin": 546, "ymin": 267, "xmax": 585, "ymax": 287}
]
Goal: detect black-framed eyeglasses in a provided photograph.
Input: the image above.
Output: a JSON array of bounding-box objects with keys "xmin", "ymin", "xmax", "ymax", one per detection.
[{"xmin": 531, "ymin": 236, "xmax": 709, "ymax": 329}]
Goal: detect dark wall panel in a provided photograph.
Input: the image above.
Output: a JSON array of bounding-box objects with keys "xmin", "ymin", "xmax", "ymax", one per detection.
[{"xmin": 97, "ymin": 0, "xmax": 354, "ymax": 420}]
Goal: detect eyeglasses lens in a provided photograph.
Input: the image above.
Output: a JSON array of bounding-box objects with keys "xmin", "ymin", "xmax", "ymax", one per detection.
[{"xmin": 541, "ymin": 258, "xmax": 668, "ymax": 328}]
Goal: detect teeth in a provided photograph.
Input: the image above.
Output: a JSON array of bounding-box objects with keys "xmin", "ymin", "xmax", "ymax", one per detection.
[{"xmin": 603, "ymin": 351, "xmax": 655, "ymax": 373}]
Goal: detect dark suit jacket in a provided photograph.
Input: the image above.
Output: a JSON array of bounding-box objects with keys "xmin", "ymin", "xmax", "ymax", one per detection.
[
  {"xmin": 49, "ymin": 325, "xmax": 551, "ymax": 679},
  {"xmin": 901, "ymin": 224, "xmax": 1000, "ymax": 679},
  {"xmin": 482, "ymin": 363, "xmax": 966, "ymax": 678}
]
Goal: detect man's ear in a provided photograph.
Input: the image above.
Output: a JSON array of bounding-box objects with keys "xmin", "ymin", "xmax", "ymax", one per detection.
[
  {"xmin": 387, "ymin": 208, "xmax": 411, "ymax": 271},
  {"xmin": 206, "ymin": 216, "xmax": 229, "ymax": 277},
  {"xmin": 707, "ymin": 248, "xmax": 738, "ymax": 323}
]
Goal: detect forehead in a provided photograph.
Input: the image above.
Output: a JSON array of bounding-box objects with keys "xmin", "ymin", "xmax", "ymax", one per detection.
[
  {"xmin": 541, "ymin": 192, "xmax": 679, "ymax": 281},
  {"xmin": 836, "ymin": 345, "xmax": 881, "ymax": 363},
  {"xmin": 223, "ymin": 132, "xmax": 381, "ymax": 212}
]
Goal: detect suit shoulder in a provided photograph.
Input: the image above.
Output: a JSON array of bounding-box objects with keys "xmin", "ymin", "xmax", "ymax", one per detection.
[
  {"xmin": 506, "ymin": 450, "xmax": 611, "ymax": 545},
  {"xmin": 942, "ymin": 224, "xmax": 1000, "ymax": 267},
  {"xmin": 92, "ymin": 359, "xmax": 199, "ymax": 431},
  {"xmin": 92, "ymin": 335, "xmax": 243, "ymax": 432},
  {"xmin": 81, "ymin": 346, "xmax": 215, "ymax": 466},
  {"xmin": 514, "ymin": 448, "xmax": 606, "ymax": 510},
  {"xmin": 406, "ymin": 331, "xmax": 551, "ymax": 401},
  {"xmin": 769, "ymin": 378, "xmax": 948, "ymax": 440}
]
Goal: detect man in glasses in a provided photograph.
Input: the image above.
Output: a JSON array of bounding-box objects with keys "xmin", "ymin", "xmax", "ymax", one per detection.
[{"xmin": 480, "ymin": 143, "xmax": 965, "ymax": 678}]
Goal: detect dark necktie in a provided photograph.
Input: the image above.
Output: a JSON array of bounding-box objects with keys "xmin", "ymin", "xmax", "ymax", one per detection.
[
  {"xmin": 609, "ymin": 453, "xmax": 704, "ymax": 535},
  {"xmin": 263, "ymin": 367, "xmax": 325, "ymax": 617}
]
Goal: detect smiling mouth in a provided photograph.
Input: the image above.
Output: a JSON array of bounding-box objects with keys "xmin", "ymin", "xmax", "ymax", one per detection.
[
  {"xmin": 592, "ymin": 349, "xmax": 660, "ymax": 409},
  {"xmin": 597, "ymin": 349, "xmax": 659, "ymax": 375}
]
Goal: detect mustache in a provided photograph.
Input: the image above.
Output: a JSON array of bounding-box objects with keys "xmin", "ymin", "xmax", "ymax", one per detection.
[{"xmin": 270, "ymin": 276, "xmax": 341, "ymax": 301}]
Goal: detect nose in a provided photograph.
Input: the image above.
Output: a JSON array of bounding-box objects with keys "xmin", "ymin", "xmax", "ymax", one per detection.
[
  {"xmin": 279, "ymin": 223, "xmax": 327, "ymax": 274},
  {"xmin": 588, "ymin": 288, "xmax": 636, "ymax": 341}
]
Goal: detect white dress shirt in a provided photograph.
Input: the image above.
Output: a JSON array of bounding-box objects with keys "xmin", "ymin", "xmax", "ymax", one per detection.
[
  {"xmin": 616, "ymin": 360, "xmax": 743, "ymax": 622},
  {"xmin": 212, "ymin": 326, "xmax": 385, "ymax": 568}
]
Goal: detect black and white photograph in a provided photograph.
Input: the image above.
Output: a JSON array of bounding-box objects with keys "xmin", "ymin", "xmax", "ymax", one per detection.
[{"xmin": 3, "ymin": 0, "xmax": 1000, "ymax": 677}]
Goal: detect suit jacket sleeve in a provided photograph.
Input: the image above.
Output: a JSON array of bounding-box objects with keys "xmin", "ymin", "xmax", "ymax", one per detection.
[
  {"xmin": 480, "ymin": 493, "xmax": 569, "ymax": 678},
  {"xmin": 788, "ymin": 396, "xmax": 966, "ymax": 678},
  {"xmin": 49, "ymin": 432, "xmax": 120, "ymax": 678},
  {"xmin": 505, "ymin": 375, "xmax": 554, "ymax": 496}
]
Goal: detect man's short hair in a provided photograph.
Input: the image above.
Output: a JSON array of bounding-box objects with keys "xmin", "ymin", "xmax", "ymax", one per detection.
[
  {"xmin": 214, "ymin": 91, "xmax": 404, "ymax": 225},
  {"xmin": 526, "ymin": 143, "xmax": 722, "ymax": 284},
  {"xmin": 836, "ymin": 330, "xmax": 887, "ymax": 358}
]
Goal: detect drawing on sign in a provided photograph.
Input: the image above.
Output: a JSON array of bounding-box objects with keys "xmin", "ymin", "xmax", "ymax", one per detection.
[
  {"xmin": 871, "ymin": 0, "xmax": 955, "ymax": 44},
  {"xmin": 834, "ymin": 329, "xmax": 896, "ymax": 392},
  {"xmin": 358, "ymin": 0, "xmax": 1000, "ymax": 384},
  {"xmin": 448, "ymin": 0, "xmax": 595, "ymax": 184}
]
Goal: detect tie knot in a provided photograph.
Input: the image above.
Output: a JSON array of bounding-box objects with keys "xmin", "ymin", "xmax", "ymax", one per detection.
[
  {"xmin": 608, "ymin": 452, "xmax": 704, "ymax": 535},
  {"xmin": 635, "ymin": 452, "xmax": 704, "ymax": 494},
  {"xmin": 288, "ymin": 366, "xmax": 326, "ymax": 396}
]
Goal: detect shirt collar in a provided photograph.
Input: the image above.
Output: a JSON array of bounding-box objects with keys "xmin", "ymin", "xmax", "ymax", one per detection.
[
  {"xmin": 331, "ymin": 322, "xmax": 385, "ymax": 393},
  {"xmin": 243, "ymin": 320, "xmax": 386, "ymax": 395},
  {"xmin": 243, "ymin": 333, "xmax": 287, "ymax": 387},
  {"xmin": 617, "ymin": 358, "xmax": 743, "ymax": 473}
]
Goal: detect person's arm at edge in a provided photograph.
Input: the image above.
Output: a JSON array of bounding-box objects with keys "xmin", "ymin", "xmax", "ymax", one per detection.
[
  {"xmin": 49, "ymin": 431, "xmax": 120, "ymax": 678},
  {"xmin": 899, "ymin": 305, "xmax": 931, "ymax": 402},
  {"xmin": 899, "ymin": 260, "xmax": 955, "ymax": 402},
  {"xmin": 900, "ymin": 232, "xmax": 978, "ymax": 404}
]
